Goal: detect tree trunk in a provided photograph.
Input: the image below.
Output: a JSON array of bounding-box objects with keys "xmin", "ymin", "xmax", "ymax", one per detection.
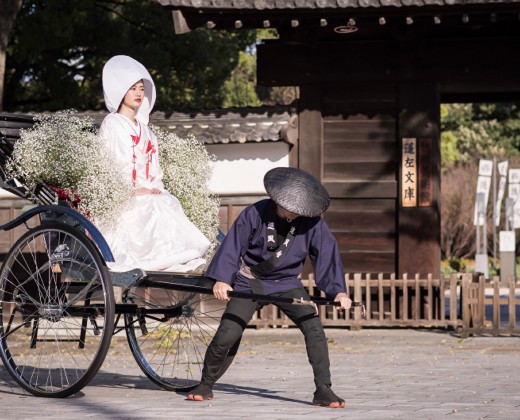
[{"xmin": 0, "ymin": 0, "xmax": 23, "ymax": 112}]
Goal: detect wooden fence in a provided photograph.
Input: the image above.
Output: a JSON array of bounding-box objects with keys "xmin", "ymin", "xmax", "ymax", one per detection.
[
  {"xmin": 250, "ymin": 273, "xmax": 520, "ymax": 336},
  {"xmin": 460, "ymin": 274, "xmax": 520, "ymax": 337}
]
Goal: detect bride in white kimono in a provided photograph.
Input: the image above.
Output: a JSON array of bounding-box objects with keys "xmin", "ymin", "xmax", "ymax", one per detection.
[{"xmin": 98, "ymin": 55, "xmax": 211, "ymax": 272}]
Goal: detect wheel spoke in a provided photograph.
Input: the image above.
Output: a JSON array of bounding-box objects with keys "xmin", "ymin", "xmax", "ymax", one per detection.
[
  {"xmin": 125, "ymin": 287, "xmax": 226, "ymax": 391},
  {"xmin": 0, "ymin": 222, "xmax": 114, "ymax": 397}
]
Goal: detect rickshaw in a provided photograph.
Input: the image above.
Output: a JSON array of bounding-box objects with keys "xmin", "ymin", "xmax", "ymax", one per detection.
[{"xmin": 0, "ymin": 113, "xmax": 362, "ymax": 398}]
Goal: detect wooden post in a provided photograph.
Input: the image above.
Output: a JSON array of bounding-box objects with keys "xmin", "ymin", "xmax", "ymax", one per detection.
[
  {"xmin": 345, "ymin": 273, "xmax": 351, "ymax": 320},
  {"xmin": 397, "ymin": 82, "xmax": 441, "ymax": 279},
  {"xmin": 390, "ymin": 273, "xmax": 396, "ymax": 321},
  {"xmin": 440, "ymin": 273, "xmax": 446, "ymax": 322},
  {"xmin": 478, "ymin": 275, "xmax": 486, "ymax": 328},
  {"xmin": 298, "ymin": 86, "xmax": 322, "ymax": 179},
  {"xmin": 449, "ymin": 273, "xmax": 458, "ymax": 323},
  {"xmin": 493, "ymin": 280, "xmax": 500, "ymax": 335},
  {"xmin": 226, "ymin": 204, "xmax": 233, "ymax": 233},
  {"xmin": 402, "ymin": 273, "xmax": 408, "ymax": 321},
  {"xmin": 365, "ymin": 274, "xmax": 372, "ymax": 320},
  {"xmin": 378, "ymin": 274, "xmax": 384, "ymax": 321},
  {"xmin": 461, "ymin": 274, "xmax": 471, "ymax": 337},
  {"xmin": 427, "ymin": 273, "xmax": 433, "ymax": 321},
  {"xmin": 415, "ymin": 273, "xmax": 420, "ymax": 320},
  {"xmin": 508, "ymin": 276, "xmax": 516, "ymax": 331},
  {"xmin": 353, "ymin": 273, "xmax": 363, "ymax": 330}
]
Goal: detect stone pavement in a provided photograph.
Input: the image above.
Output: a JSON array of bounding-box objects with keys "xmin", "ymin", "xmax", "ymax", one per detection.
[{"xmin": 0, "ymin": 328, "xmax": 519, "ymax": 419}]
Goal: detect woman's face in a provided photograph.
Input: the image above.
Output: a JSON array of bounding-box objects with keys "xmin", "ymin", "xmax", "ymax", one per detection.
[{"xmin": 121, "ymin": 80, "xmax": 145, "ymax": 111}]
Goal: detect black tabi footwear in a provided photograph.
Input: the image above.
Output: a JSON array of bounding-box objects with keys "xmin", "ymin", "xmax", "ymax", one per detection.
[
  {"xmin": 312, "ymin": 384, "xmax": 346, "ymax": 408},
  {"xmin": 187, "ymin": 383, "xmax": 214, "ymax": 401}
]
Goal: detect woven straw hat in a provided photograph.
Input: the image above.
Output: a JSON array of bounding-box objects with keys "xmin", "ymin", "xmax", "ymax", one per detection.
[{"xmin": 264, "ymin": 167, "xmax": 330, "ymax": 217}]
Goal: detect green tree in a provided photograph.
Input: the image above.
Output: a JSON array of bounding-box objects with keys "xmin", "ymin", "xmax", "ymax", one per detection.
[
  {"xmin": 0, "ymin": 0, "xmax": 23, "ymax": 111},
  {"xmin": 441, "ymin": 103, "xmax": 520, "ymax": 168},
  {"xmin": 440, "ymin": 131, "xmax": 460, "ymax": 170},
  {"xmin": 220, "ymin": 28, "xmax": 298, "ymax": 108},
  {"xmin": 4, "ymin": 0, "xmax": 255, "ymax": 111},
  {"xmin": 221, "ymin": 50, "xmax": 261, "ymax": 108},
  {"xmin": 440, "ymin": 102, "xmax": 520, "ymax": 261}
]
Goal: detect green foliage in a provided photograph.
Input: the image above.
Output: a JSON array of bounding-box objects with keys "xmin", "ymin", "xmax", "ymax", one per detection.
[
  {"xmin": 5, "ymin": 0, "xmax": 256, "ymax": 111},
  {"xmin": 440, "ymin": 103, "xmax": 472, "ymax": 131},
  {"xmin": 440, "ymin": 258, "xmax": 476, "ymax": 277},
  {"xmin": 441, "ymin": 257, "xmax": 520, "ymax": 280},
  {"xmin": 440, "ymin": 131, "xmax": 459, "ymax": 170},
  {"xmin": 221, "ymin": 50, "xmax": 262, "ymax": 108},
  {"xmin": 441, "ymin": 103, "xmax": 520, "ymax": 168},
  {"xmin": 256, "ymin": 29, "xmax": 279, "ymax": 41},
  {"xmin": 457, "ymin": 120, "xmax": 506, "ymax": 161}
]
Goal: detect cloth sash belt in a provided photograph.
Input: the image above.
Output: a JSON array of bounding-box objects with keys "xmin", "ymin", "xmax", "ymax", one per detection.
[
  {"xmin": 238, "ymin": 200, "xmax": 299, "ymax": 298},
  {"xmin": 238, "ymin": 263, "xmax": 265, "ymax": 297}
]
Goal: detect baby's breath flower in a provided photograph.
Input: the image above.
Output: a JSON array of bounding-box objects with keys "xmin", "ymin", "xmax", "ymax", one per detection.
[
  {"xmin": 8, "ymin": 110, "xmax": 133, "ymax": 229},
  {"xmin": 153, "ymin": 126, "xmax": 220, "ymax": 254},
  {"xmin": 7, "ymin": 112, "xmax": 220, "ymax": 255}
]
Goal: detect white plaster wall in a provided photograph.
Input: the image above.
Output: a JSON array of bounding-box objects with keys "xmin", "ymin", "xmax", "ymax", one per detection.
[
  {"xmin": 0, "ymin": 142, "xmax": 290, "ymax": 198},
  {"xmin": 206, "ymin": 142, "xmax": 289, "ymax": 195}
]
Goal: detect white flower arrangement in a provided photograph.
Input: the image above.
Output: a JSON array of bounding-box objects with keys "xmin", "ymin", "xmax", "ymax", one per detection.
[
  {"xmin": 7, "ymin": 110, "xmax": 134, "ymax": 229},
  {"xmin": 7, "ymin": 111, "xmax": 221, "ymax": 253},
  {"xmin": 152, "ymin": 126, "xmax": 220, "ymax": 253}
]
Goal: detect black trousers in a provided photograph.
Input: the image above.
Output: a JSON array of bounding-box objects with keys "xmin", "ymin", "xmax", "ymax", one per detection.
[{"xmin": 201, "ymin": 287, "xmax": 332, "ymax": 388}]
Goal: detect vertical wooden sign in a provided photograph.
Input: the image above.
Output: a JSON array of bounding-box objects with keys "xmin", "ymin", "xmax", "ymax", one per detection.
[{"xmin": 401, "ymin": 138, "xmax": 417, "ymax": 207}]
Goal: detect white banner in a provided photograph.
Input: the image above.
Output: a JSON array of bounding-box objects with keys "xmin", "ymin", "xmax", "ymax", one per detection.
[
  {"xmin": 514, "ymin": 203, "xmax": 520, "ymax": 229},
  {"xmin": 498, "ymin": 160, "xmax": 509, "ymax": 177},
  {"xmin": 478, "ymin": 159, "xmax": 493, "ymax": 177},
  {"xmin": 508, "ymin": 168, "xmax": 520, "ymax": 229},
  {"xmin": 474, "ymin": 175, "xmax": 491, "ymax": 226},
  {"xmin": 495, "ymin": 160, "xmax": 508, "ymax": 226},
  {"xmin": 495, "ymin": 175, "xmax": 507, "ymax": 226},
  {"xmin": 509, "ymin": 168, "xmax": 520, "ymax": 184}
]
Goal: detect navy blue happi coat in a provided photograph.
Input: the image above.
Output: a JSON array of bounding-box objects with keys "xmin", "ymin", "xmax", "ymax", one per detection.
[{"xmin": 205, "ymin": 199, "xmax": 347, "ymax": 297}]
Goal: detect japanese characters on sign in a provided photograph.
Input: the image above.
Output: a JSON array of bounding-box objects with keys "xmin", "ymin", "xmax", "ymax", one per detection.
[
  {"xmin": 401, "ymin": 138, "xmax": 416, "ymax": 207},
  {"xmin": 508, "ymin": 168, "xmax": 520, "ymax": 229},
  {"xmin": 495, "ymin": 160, "xmax": 508, "ymax": 226},
  {"xmin": 473, "ymin": 159, "xmax": 493, "ymax": 226},
  {"xmin": 401, "ymin": 138, "xmax": 433, "ymax": 208}
]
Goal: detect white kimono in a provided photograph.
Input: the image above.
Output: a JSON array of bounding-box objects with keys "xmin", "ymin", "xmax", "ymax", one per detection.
[{"xmin": 98, "ymin": 113, "xmax": 211, "ymax": 272}]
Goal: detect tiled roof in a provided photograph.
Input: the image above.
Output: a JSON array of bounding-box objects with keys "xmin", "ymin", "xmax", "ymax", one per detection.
[
  {"xmin": 0, "ymin": 107, "xmax": 297, "ymax": 145},
  {"xmin": 157, "ymin": 0, "xmax": 520, "ymax": 32},
  {"xmin": 151, "ymin": 107, "xmax": 297, "ymax": 144},
  {"xmin": 156, "ymin": 0, "xmax": 520, "ymax": 9}
]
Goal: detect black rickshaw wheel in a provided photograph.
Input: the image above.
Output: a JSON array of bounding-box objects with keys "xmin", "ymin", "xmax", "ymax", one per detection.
[
  {"xmin": 0, "ymin": 222, "xmax": 115, "ymax": 397},
  {"xmin": 124, "ymin": 283, "xmax": 234, "ymax": 391}
]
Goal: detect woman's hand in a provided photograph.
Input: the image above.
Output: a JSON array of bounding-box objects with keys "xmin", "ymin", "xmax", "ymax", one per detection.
[
  {"xmin": 334, "ymin": 292, "xmax": 352, "ymax": 310},
  {"xmin": 135, "ymin": 187, "xmax": 162, "ymax": 196},
  {"xmin": 213, "ymin": 281, "xmax": 233, "ymax": 301}
]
